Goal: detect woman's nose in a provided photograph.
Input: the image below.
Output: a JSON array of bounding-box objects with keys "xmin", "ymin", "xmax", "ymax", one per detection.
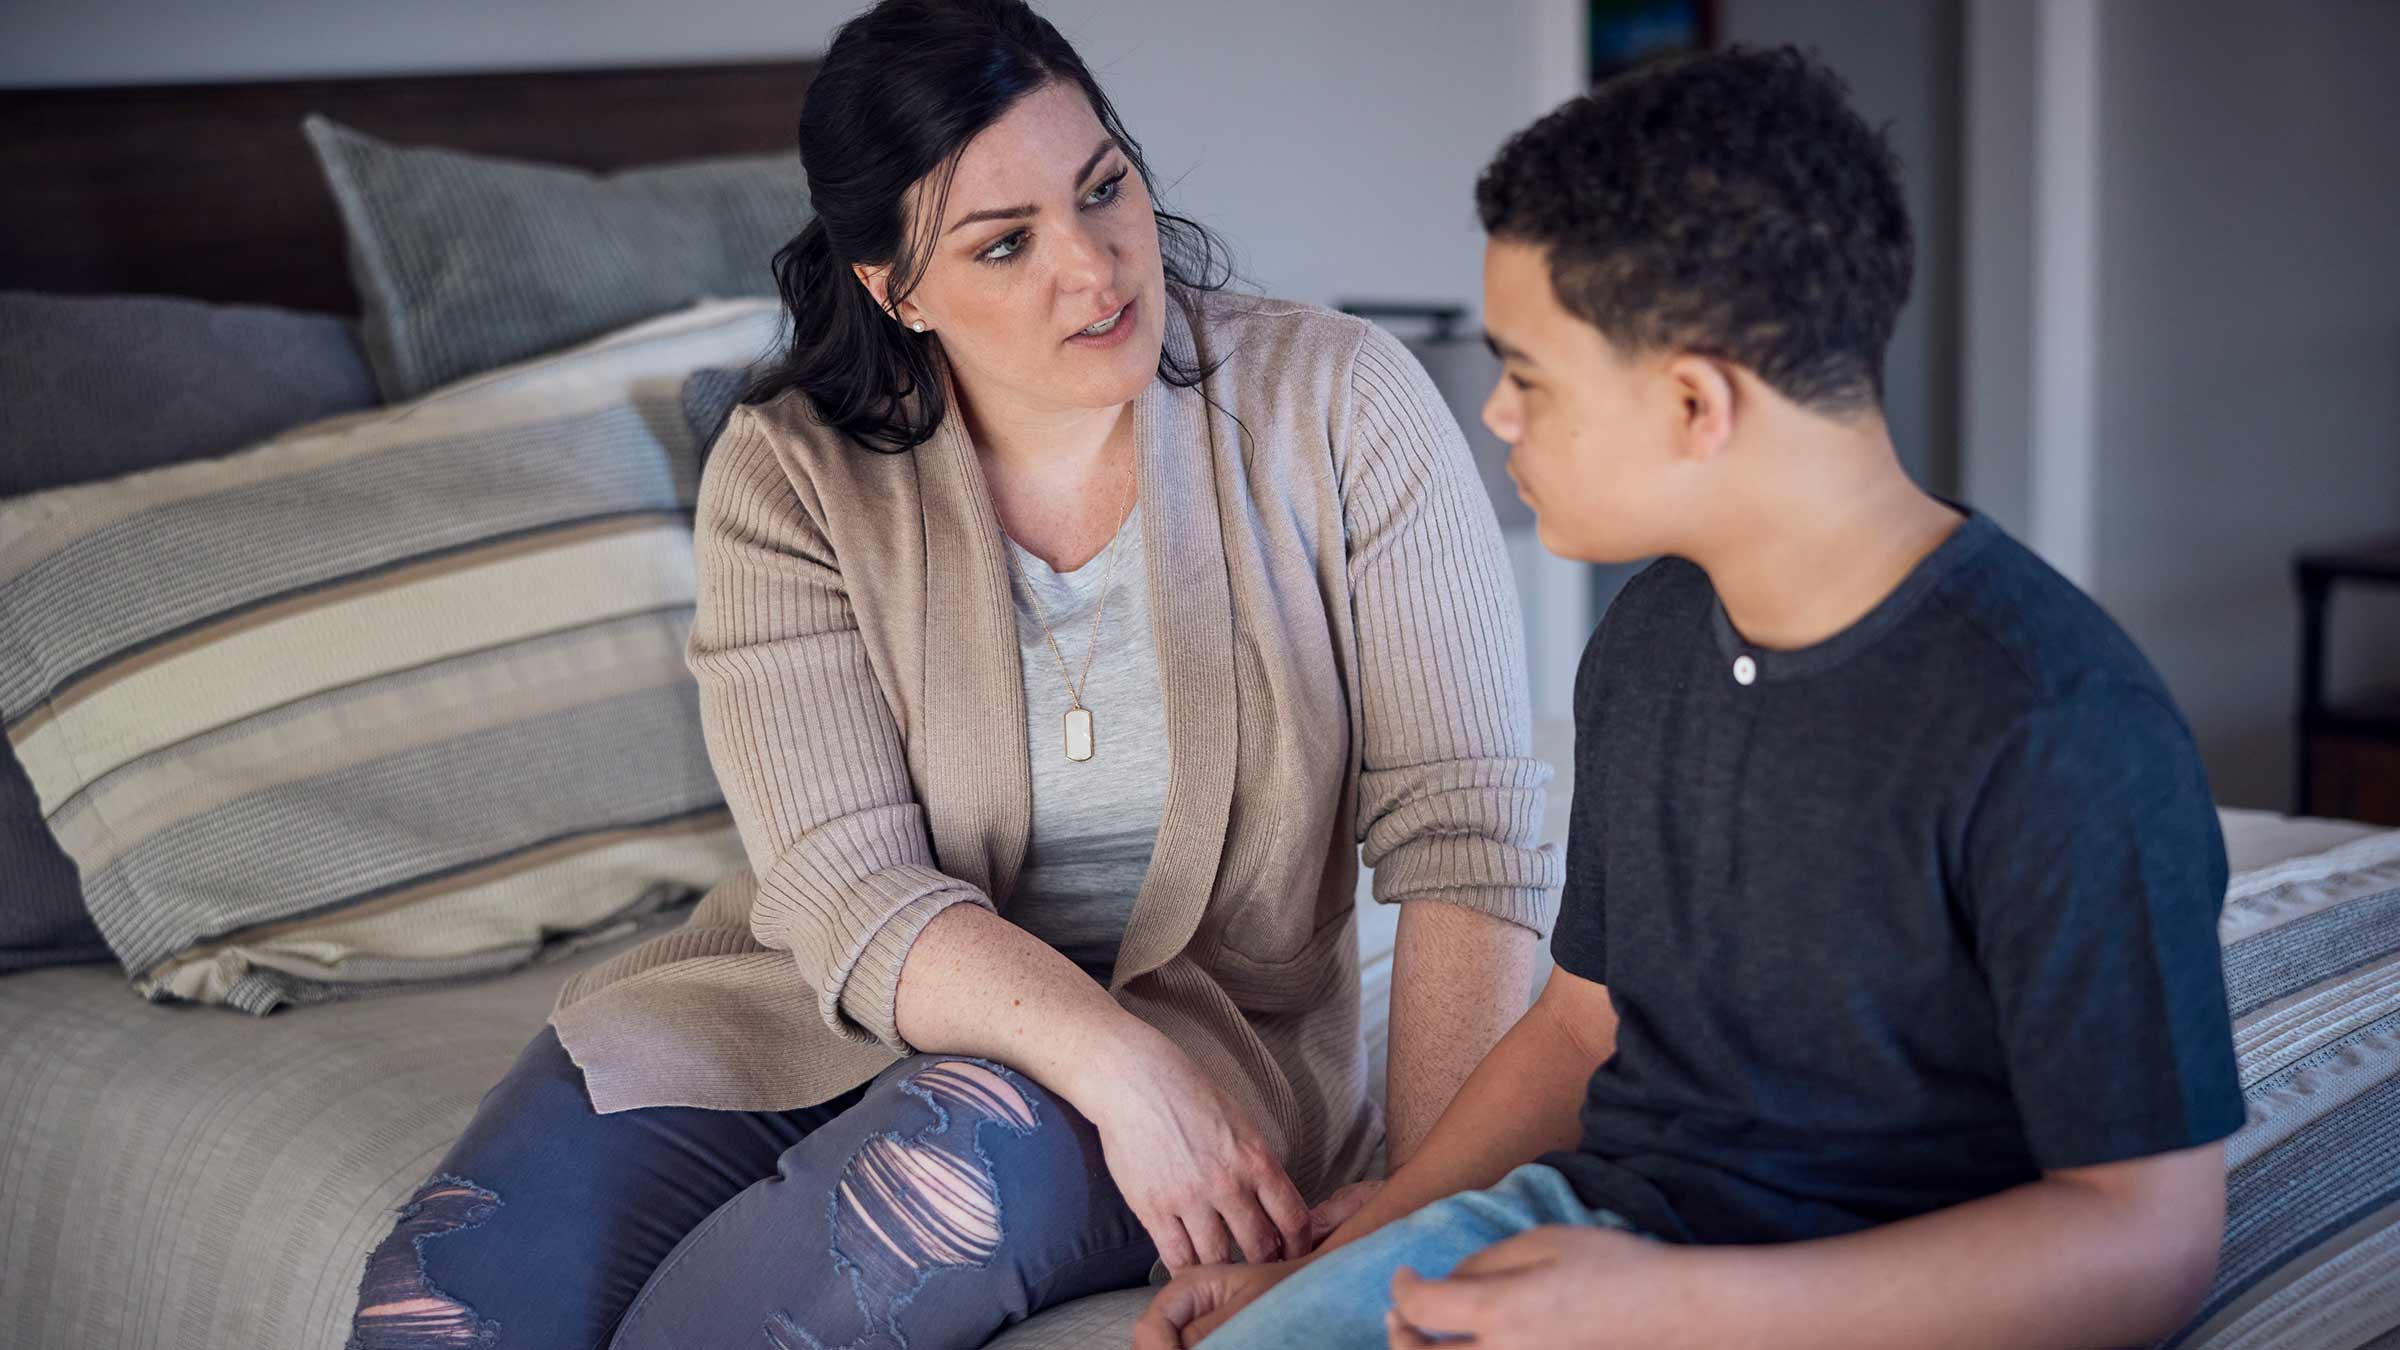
[{"xmin": 1053, "ymin": 220, "xmax": 1112, "ymax": 292}]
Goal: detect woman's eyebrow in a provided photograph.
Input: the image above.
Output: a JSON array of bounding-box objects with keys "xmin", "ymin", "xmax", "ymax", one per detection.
[{"xmin": 944, "ymin": 138, "xmax": 1120, "ymax": 236}]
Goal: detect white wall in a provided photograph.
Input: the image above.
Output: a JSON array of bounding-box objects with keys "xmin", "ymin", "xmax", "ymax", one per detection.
[
  {"xmin": 1959, "ymin": 0, "xmax": 2037, "ymax": 539},
  {"xmin": 1717, "ymin": 0, "xmax": 1964, "ymax": 495},
  {"xmin": 2086, "ymin": 0, "xmax": 2400, "ymax": 809},
  {"xmin": 1967, "ymin": 0, "xmax": 2400, "ymax": 810},
  {"xmin": 0, "ymin": 0, "xmax": 1558, "ymax": 321}
]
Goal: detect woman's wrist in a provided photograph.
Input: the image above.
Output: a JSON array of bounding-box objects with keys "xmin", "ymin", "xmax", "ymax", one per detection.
[{"xmin": 1051, "ymin": 1013, "xmax": 1184, "ymax": 1127}]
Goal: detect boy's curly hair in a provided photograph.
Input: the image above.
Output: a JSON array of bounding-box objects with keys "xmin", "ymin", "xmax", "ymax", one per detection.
[{"xmin": 1476, "ymin": 45, "xmax": 1913, "ymax": 415}]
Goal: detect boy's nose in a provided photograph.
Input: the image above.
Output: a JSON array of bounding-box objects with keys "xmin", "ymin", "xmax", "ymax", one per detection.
[{"xmin": 1480, "ymin": 389, "xmax": 1520, "ymax": 445}]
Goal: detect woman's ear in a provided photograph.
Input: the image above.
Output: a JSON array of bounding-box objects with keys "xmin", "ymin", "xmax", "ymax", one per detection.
[
  {"xmin": 1663, "ymin": 353, "xmax": 1737, "ymax": 464},
  {"xmin": 853, "ymin": 263, "xmax": 923, "ymax": 331}
]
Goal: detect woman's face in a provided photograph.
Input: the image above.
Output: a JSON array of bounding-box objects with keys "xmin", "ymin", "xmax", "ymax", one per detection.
[{"xmin": 866, "ymin": 80, "xmax": 1167, "ymax": 421}]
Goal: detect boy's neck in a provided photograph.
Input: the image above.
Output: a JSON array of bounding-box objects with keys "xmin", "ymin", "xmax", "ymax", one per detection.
[{"xmin": 1683, "ymin": 416, "xmax": 1962, "ymax": 653}]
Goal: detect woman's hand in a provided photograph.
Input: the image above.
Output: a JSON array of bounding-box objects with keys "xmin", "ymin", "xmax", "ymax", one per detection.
[
  {"xmin": 1307, "ymin": 1178, "xmax": 1386, "ymax": 1247},
  {"xmin": 1130, "ymin": 1179, "xmax": 1392, "ymax": 1347},
  {"xmin": 1083, "ymin": 1026, "xmax": 1314, "ymax": 1271}
]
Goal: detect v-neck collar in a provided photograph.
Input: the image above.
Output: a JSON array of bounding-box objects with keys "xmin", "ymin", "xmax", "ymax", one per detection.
[{"xmin": 1006, "ymin": 508, "xmax": 1143, "ymax": 614}]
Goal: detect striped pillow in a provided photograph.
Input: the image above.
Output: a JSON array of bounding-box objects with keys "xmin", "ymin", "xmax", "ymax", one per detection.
[
  {"xmin": 0, "ymin": 300, "xmax": 778, "ymax": 1013},
  {"xmin": 2170, "ymin": 831, "xmax": 2400, "ymax": 1349}
]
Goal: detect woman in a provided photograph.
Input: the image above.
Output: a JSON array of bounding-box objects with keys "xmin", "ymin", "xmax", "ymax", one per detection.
[{"xmin": 347, "ymin": 2, "xmax": 1556, "ymax": 1346}]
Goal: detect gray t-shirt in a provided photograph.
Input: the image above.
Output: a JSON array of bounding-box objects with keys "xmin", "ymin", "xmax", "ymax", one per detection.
[{"xmin": 1004, "ymin": 510, "xmax": 1169, "ymax": 983}]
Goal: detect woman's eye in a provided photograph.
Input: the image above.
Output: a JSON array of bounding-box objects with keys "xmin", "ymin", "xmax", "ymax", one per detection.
[
  {"xmin": 1508, "ymin": 373, "xmax": 1532, "ymax": 393},
  {"xmin": 981, "ymin": 230, "xmax": 1028, "ymax": 263},
  {"xmin": 1085, "ymin": 172, "xmax": 1127, "ymax": 207}
]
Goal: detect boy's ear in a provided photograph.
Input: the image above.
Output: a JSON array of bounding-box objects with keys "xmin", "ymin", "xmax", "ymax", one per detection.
[{"xmin": 1664, "ymin": 353, "xmax": 1737, "ymax": 464}]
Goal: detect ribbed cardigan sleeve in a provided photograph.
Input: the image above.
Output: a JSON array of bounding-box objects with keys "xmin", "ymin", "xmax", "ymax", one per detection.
[
  {"xmin": 686, "ymin": 412, "xmax": 995, "ymax": 1051},
  {"xmin": 1339, "ymin": 323, "xmax": 1563, "ymax": 933}
]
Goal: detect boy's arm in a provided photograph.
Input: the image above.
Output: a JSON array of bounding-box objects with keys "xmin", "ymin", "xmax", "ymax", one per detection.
[
  {"xmin": 1328, "ymin": 963, "xmax": 1616, "ymax": 1251},
  {"xmin": 1682, "ymin": 1142, "xmax": 2225, "ymax": 1346},
  {"xmin": 1392, "ymin": 1142, "xmax": 2225, "ymax": 1349}
]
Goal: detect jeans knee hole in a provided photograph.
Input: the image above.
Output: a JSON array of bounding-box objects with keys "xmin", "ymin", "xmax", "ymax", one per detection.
[{"xmin": 346, "ymin": 1176, "xmax": 502, "ymax": 1348}]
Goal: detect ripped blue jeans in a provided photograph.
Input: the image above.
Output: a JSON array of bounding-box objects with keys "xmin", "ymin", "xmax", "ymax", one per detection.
[{"xmin": 347, "ymin": 1026, "xmax": 1154, "ymax": 1350}]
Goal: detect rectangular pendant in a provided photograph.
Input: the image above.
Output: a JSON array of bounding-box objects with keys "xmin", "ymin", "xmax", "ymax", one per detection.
[{"xmin": 1063, "ymin": 707, "xmax": 1095, "ymax": 762}]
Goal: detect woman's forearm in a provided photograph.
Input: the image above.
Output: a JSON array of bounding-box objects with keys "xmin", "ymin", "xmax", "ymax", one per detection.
[
  {"xmin": 1383, "ymin": 901, "xmax": 1539, "ymax": 1167},
  {"xmin": 894, "ymin": 903, "xmax": 1320, "ymax": 1269},
  {"xmin": 890, "ymin": 902, "xmax": 1173, "ymax": 1107}
]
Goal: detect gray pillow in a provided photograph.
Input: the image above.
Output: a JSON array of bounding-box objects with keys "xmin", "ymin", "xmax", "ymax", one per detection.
[
  {"xmin": 0, "ymin": 752, "xmax": 105, "ymax": 975},
  {"xmin": 0, "ymin": 291, "xmax": 377, "ymax": 499},
  {"xmin": 0, "ymin": 290, "xmax": 380, "ymax": 974},
  {"xmin": 681, "ymin": 366, "xmax": 751, "ymax": 464},
  {"xmin": 303, "ymin": 116, "xmax": 807, "ymax": 401}
]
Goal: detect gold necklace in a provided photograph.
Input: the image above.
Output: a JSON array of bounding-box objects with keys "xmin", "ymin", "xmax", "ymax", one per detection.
[{"xmin": 1005, "ymin": 458, "xmax": 1135, "ymax": 763}]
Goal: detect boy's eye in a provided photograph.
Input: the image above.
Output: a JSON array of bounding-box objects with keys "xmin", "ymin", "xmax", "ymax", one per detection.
[{"xmin": 981, "ymin": 230, "xmax": 1029, "ymax": 263}]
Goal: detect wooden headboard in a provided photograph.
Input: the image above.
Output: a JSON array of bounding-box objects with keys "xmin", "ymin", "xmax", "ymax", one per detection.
[{"xmin": 0, "ymin": 59, "xmax": 819, "ymax": 315}]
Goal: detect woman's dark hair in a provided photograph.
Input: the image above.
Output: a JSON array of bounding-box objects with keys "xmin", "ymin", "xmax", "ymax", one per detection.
[
  {"xmin": 1475, "ymin": 45, "xmax": 1913, "ymax": 415},
  {"xmin": 744, "ymin": 0, "xmax": 1234, "ymax": 453}
]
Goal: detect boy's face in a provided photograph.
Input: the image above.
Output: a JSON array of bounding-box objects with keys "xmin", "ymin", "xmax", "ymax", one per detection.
[{"xmin": 1479, "ymin": 238, "xmax": 1688, "ymax": 564}]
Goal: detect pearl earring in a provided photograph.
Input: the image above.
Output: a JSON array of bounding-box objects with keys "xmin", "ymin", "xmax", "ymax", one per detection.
[{"xmin": 910, "ymin": 320, "xmax": 927, "ymax": 333}]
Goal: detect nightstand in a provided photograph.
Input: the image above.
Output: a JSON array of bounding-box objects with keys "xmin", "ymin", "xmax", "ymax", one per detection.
[{"xmin": 2296, "ymin": 536, "xmax": 2400, "ymax": 824}]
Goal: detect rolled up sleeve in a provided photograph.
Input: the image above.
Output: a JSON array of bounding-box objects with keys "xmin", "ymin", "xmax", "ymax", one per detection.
[
  {"xmin": 688, "ymin": 412, "xmax": 993, "ymax": 1050},
  {"xmin": 1339, "ymin": 324, "xmax": 1562, "ymax": 934}
]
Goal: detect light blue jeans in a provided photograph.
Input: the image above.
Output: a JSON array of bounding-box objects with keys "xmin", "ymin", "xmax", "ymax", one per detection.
[{"xmin": 1200, "ymin": 1163, "xmax": 1640, "ymax": 1349}]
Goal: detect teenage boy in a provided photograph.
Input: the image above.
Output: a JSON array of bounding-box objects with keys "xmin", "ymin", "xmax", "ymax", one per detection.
[{"xmin": 1138, "ymin": 45, "xmax": 2241, "ymax": 1350}]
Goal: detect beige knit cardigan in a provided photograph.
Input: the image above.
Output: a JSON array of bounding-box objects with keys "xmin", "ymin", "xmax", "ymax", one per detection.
[{"xmin": 552, "ymin": 292, "xmax": 1561, "ymax": 1200}]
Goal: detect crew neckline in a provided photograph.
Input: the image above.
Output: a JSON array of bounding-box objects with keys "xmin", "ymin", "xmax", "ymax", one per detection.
[{"xmin": 1706, "ymin": 506, "xmax": 1998, "ymax": 684}]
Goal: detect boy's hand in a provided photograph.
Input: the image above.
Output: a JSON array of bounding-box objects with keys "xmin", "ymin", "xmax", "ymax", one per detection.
[
  {"xmin": 1386, "ymin": 1226, "xmax": 1676, "ymax": 1349},
  {"xmin": 1133, "ymin": 1259, "xmax": 1304, "ymax": 1349}
]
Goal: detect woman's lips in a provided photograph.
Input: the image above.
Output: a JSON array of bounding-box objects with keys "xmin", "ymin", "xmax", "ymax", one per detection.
[{"xmin": 1065, "ymin": 297, "xmax": 1137, "ymax": 349}]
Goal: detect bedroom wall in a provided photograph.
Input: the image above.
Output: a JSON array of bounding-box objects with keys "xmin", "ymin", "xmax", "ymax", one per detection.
[
  {"xmin": 1964, "ymin": 0, "xmax": 2400, "ymax": 811},
  {"xmin": 2083, "ymin": 1, "xmax": 2400, "ymax": 809},
  {"xmin": 0, "ymin": 0, "xmax": 1554, "ymax": 326},
  {"xmin": 1716, "ymin": 0, "xmax": 1964, "ymax": 498}
]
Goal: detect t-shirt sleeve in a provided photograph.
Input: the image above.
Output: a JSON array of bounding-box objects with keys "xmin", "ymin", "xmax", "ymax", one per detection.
[
  {"xmin": 1547, "ymin": 611, "xmax": 1616, "ymax": 984},
  {"xmin": 1962, "ymin": 688, "xmax": 2246, "ymax": 1170}
]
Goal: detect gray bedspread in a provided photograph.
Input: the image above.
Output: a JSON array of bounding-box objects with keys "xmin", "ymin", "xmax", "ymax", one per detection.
[
  {"xmin": 0, "ymin": 806, "xmax": 2383, "ymax": 1350},
  {"xmin": 1, "ymin": 937, "xmax": 632, "ymax": 1348}
]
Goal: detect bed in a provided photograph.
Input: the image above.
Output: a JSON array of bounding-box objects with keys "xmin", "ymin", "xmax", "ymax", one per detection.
[{"xmin": 4, "ymin": 59, "xmax": 2398, "ymax": 1350}]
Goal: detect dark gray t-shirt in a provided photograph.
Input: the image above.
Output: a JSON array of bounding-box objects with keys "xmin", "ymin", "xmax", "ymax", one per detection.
[{"xmin": 1540, "ymin": 511, "xmax": 2245, "ymax": 1245}]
